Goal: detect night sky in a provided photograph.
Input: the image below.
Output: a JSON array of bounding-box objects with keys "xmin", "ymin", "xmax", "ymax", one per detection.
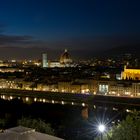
[{"xmin": 0, "ymin": 0, "xmax": 140, "ymax": 59}]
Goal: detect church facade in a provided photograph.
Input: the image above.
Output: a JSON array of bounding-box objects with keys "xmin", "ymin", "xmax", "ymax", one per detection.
[{"xmin": 121, "ymin": 66, "xmax": 140, "ymax": 80}]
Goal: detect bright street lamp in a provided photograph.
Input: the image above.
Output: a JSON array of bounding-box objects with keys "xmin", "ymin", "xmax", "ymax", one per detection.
[
  {"xmin": 98, "ymin": 124, "xmax": 105, "ymax": 133},
  {"xmin": 98, "ymin": 124, "xmax": 106, "ymax": 140}
]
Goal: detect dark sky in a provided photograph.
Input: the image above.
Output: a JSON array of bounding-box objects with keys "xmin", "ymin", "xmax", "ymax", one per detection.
[{"xmin": 0, "ymin": 0, "xmax": 140, "ymax": 59}]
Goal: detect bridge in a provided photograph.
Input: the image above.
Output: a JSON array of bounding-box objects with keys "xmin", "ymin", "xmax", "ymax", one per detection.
[{"xmin": 0, "ymin": 89, "xmax": 140, "ymax": 108}]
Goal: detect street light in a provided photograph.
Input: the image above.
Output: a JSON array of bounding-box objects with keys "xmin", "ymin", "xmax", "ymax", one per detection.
[
  {"xmin": 98, "ymin": 124, "xmax": 106, "ymax": 140},
  {"xmin": 98, "ymin": 124, "xmax": 105, "ymax": 133}
]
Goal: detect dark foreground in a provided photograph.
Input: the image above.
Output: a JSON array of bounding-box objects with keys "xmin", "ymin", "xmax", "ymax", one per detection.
[{"xmin": 0, "ymin": 97, "xmax": 139, "ymax": 140}]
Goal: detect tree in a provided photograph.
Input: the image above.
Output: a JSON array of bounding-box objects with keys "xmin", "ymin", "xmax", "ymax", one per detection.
[
  {"xmin": 0, "ymin": 118, "xmax": 6, "ymax": 129},
  {"xmin": 109, "ymin": 111, "xmax": 140, "ymax": 140},
  {"xmin": 17, "ymin": 117, "xmax": 55, "ymax": 135},
  {"xmin": 97, "ymin": 111, "xmax": 140, "ymax": 140}
]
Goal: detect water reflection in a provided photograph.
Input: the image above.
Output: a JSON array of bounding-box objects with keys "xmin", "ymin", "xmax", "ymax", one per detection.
[{"xmin": 0, "ymin": 97, "xmax": 138, "ymax": 140}]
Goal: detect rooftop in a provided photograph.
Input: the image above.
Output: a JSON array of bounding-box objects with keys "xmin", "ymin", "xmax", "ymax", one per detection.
[{"xmin": 0, "ymin": 126, "xmax": 64, "ymax": 140}]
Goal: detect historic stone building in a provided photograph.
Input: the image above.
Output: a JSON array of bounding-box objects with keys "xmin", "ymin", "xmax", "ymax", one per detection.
[{"xmin": 121, "ymin": 66, "xmax": 140, "ymax": 80}]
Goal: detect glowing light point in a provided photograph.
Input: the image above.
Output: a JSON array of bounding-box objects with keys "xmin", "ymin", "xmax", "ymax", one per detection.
[{"xmin": 98, "ymin": 124, "xmax": 105, "ymax": 133}]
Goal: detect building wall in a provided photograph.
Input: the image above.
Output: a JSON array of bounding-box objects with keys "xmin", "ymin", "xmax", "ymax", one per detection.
[
  {"xmin": 58, "ymin": 82, "xmax": 71, "ymax": 93},
  {"xmin": 42, "ymin": 53, "xmax": 48, "ymax": 68},
  {"xmin": 1, "ymin": 77, "xmax": 140, "ymax": 97},
  {"xmin": 121, "ymin": 66, "xmax": 140, "ymax": 80}
]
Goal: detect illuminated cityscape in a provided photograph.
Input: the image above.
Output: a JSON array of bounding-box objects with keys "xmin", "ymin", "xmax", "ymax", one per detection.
[
  {"xmin": 0, "ymin": 50, "xmax": 140, "ymax": 97},
  {"xmin": 0, "ymin": 0, "xmax": 140, "ymax": 140}
]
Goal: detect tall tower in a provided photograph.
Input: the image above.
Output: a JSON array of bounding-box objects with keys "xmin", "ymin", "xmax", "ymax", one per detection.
[{"xmin": 42, "ymin": 53, "xmax": 48, "ymax": 68}]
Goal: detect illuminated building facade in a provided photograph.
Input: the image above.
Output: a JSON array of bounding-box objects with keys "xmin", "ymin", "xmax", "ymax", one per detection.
[
  {"xmin": 121, "ymin": 66, "xmax": 140, "ymax": 80},
  {"xmin": 98, "ymin": 84, "xmax": 109, "ymax": 94},
  {"xmin": 109, "ymin": 82, "xmax": 132, "ymax": 96},
  {"xmin": 49, "ymin": 62, "xmax": 60, "ymax": 68},
  {"xmin": 0, "ymin": 78, "xmax": 140, "ymax": 97},
  {"xmin": 60, "ymin": 49, "xmax": 72, "ymax": 64},
  {"xmin": 42, "ymin": 53, "xmax": 48, "ymax": 68}
]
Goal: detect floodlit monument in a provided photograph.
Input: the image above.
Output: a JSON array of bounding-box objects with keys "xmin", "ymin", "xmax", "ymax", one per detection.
[
  {"xmin": 121, "ymin": 66, "xmax": 140, "ymax": 80},
  {"xmin": 60, "ymin": 49, "xmax": 72, "ymax": 64}
]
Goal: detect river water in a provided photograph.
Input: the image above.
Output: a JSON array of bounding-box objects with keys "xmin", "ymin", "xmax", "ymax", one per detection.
[{"xmin": 0, "ymin": 98, "xmax": 139, "ymax": 140}]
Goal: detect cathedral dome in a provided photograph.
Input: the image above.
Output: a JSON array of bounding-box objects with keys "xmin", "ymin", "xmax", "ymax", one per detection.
[{"xmin": 60, "ymin": 49, "xmax": 72, "ymax": 64}]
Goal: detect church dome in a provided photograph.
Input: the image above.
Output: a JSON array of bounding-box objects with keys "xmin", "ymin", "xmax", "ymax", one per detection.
[{"xmin": 60, "ymin": 49, "xmax": 72, "ymax": 64}]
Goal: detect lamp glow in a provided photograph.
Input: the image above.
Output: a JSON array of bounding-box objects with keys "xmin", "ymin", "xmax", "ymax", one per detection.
[{"xmin": 98, "ymin": 124, "xmax": 105, "ymax": 133}]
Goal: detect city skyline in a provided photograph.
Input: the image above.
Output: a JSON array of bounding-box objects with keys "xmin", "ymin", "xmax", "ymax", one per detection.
[
  {"xmin": 0, "ymin": 1, "xmax": 140, "ymax": 139},
  {"xmin": 0, "ymin": 0, "xmax": 140, "ymax": 59}
]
